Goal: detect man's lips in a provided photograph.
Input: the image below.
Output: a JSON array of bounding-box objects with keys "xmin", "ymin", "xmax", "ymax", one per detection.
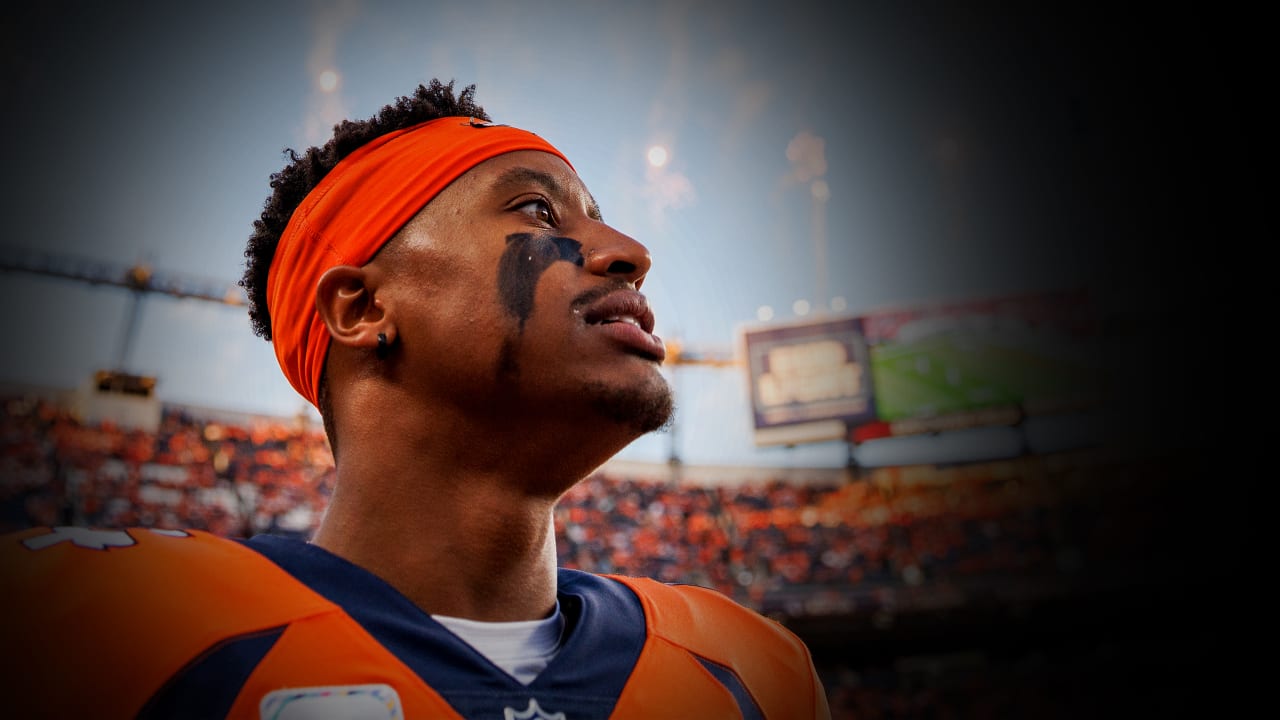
[
  {"xmin": 581, "ymin": 290, "xmax": 655, "ymax": 333},
  {"xmin": 577, "ymin": 289, "xmax": 666, "ymax": 361}
]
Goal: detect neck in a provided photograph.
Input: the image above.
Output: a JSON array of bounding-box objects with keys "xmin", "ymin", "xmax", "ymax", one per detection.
[
  {"xmin": 310, "ymin": 386, "xmax": 635, "ymax": 622},
  {"xmin": 311, "ymin": 371, "xmax": 645, "ymax": 620},
  {"xmin": 312, "ymin": 469, "xmax": 561, "ymax": 622}
]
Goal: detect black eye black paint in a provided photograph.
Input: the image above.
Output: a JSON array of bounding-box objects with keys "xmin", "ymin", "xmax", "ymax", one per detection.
[{"xmin": 497, "ymin": 232, "xmax": 584, "ymax": 330}]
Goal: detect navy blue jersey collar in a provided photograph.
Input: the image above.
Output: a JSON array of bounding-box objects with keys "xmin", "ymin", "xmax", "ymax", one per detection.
[{"xmin": 243, "ymin": 534, "xmax": 646, "ymax": 719}]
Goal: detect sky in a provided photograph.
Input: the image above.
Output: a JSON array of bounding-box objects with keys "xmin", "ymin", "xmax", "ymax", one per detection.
[{"xmin": 0, "ymin": 1, "xmax": 1196, "ymax": 468}]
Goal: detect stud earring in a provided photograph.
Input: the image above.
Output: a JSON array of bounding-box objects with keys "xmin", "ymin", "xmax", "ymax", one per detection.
[{"xmin": 376, "ymin": 332, "xmax": 390, "ymax": 359}]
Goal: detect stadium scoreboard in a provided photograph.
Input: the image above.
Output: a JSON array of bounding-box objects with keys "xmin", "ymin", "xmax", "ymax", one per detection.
[
  {"xmin": 741, "ymin": 315, "xmax": 876, "ymax": 446},
  {"xmin": 741, "ymin": 290, "xmax": 1102, "ymax": 449}
]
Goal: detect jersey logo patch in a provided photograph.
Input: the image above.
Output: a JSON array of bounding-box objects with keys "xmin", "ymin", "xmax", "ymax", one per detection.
[
  {"xmin": 504, "ymin": 698, "xmax": 566, "ymax": 720},
  {"xmin": 260, "ymin": 684, "xmax": 402, "ymax": 720},
  {"xmin": 20, "ymin": 527, "xmax": 191, "ymax": 551}
]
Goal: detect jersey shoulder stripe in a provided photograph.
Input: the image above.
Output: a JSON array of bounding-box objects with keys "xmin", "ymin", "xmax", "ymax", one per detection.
[{"xmin": 136, "ymin": 625, "xmax": 287, "ymax": 720}]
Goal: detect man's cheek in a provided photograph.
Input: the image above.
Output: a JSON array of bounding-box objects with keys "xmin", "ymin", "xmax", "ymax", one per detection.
[{"xmin": 497, "ymin": 232, "xmax": 584, "ymax": 330}]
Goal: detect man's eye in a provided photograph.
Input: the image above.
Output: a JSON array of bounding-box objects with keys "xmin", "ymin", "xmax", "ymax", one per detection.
[{"xmin": 516, "ymin": 199, "xmax": 554, "ymax": 224}]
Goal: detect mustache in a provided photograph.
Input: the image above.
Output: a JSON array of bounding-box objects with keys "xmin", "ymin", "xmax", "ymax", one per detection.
[{"xmin": 570, "ymin": 279, "xmax": 637, "ymax": 310}]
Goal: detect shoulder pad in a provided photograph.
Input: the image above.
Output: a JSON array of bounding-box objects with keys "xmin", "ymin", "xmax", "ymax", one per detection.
[{"xmin": 610, "ymin": 575, "xmax": 826, "ymax": 719}]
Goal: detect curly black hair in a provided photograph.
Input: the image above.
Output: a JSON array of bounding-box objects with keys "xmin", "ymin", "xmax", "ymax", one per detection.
[
  {"xmin": 240, "ymin": 79, "xmax": 488, "ymax": 452},
  {"xmin": 241, "ymin": 79, "xmax": 487, "ymax": 340}
]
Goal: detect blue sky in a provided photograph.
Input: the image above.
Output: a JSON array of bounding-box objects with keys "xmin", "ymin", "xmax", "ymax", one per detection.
[{"xmin": 1, "ymin": 1, "xmax": 1143, "ymax": 467}]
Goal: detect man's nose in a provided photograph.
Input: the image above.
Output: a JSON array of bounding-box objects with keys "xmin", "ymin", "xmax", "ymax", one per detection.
[{"xmin": 583, "ymin": 225, "xmax": 652, "ymax": 288}]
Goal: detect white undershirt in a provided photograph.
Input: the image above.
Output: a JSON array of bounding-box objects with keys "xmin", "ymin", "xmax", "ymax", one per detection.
[{"xmin": 431, "ymin": 602, "xmax": 565, "ymax": 685}]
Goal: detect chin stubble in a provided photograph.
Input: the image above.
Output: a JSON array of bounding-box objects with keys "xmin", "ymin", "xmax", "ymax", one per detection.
[{"xmin": 583, "ymin": 375, "xmax": 676, "ymax": 435}]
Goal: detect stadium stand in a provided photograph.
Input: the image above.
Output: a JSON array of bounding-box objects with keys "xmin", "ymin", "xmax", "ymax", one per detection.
[{"xmin": 0, "ymin": 392, "xmax": 1232, "ymax": 718}]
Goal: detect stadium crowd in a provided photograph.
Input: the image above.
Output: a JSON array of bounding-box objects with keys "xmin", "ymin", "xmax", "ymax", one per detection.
[
  {"xmin": 1, "ymin": 394, "xmax": 1179, "ymax": 718},
  {"xmin": 1, "ymin": 395, "xmax": 1154, "ymax": 609}
]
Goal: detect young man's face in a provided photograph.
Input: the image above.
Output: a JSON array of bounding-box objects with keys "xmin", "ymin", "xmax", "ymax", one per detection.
[{"xmin": 375, "ymin": 150, "xmax": 673, "ymax": 435}]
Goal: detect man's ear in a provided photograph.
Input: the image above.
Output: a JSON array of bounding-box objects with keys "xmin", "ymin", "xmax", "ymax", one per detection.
[{"xmin": 315, "ymin": 265, "xmax": 391, "ymax": 350}]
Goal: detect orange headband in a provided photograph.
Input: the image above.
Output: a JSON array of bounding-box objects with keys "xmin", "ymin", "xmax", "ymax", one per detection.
[{"xmin": 266, "ymin": 117, "xmax": 573, "ymax": 407}]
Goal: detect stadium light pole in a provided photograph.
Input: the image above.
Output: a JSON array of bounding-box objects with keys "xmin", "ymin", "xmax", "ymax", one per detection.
[
  {"xmin": 785, "ymin": 130, "xmax": 830, "ymax": 316},
  {"xmin": 811, "ymin": 178, "xmax": 830, "ymax": 316},
  {"xmin": 1, "ymin": 243, "xmax": 247, "ymax": 385},
  {"xmin": 114, "ymin": 264, "xmax": 153, "ymax": 373},
  {"xmin": 661, "ymin": 340, "xmax": 741, "ymax": 480}
]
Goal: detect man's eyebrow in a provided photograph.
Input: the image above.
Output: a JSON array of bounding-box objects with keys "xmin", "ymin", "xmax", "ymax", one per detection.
[{"xmin": 491, "ymin": 166, "xmax": 603, "ymax": 221}]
